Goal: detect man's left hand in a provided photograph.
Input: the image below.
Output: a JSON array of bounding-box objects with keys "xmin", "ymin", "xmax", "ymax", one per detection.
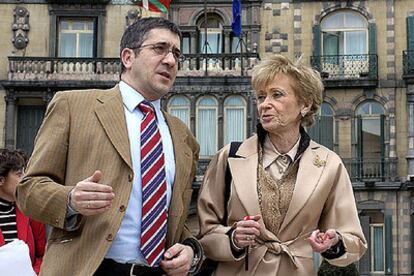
[{"xmin": 160, "ymin": 243, "xmax": 194, "ymax": 276}]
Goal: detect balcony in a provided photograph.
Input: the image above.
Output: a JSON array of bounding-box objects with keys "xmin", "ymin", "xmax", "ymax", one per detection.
[
  {"xmin": 310, "ymin": 54, "xmax": 378, "ymax": 88},
  {"xmin": 342, "ymin": 158, "xmax": 398, "ymax": 185},
  {"xmin": 403, "ymin": 50, "xmax": 414, "ymax": 82},
  {"xmin": 6, "ymin": 53, "xmax": 259, "ymax": 86}
]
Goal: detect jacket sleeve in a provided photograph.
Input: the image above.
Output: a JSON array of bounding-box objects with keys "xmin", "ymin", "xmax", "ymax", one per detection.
[
  {"xmin": 16, "ymin": 92, "xmax": 75, "ymax": 230},
  {"xmin": 30, "ymin": 219, "xmax": 46, "ymax": 274},
  {"xmin": 197, "ymin": 145, "xmax": 242, "ymax": 262},
  {"xmin": 318, "ymin": 158, "xmax": 367, "ymax": 266}
]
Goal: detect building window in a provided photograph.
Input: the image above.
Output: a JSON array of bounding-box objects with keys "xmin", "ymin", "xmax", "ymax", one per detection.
[
  {"xmin": 354, "ymin": 101, "xmax": 386, "ymax": 180},
  {"xmin": 196, "ymin": 96, "xmax": 218, "ymax": 157},
  {"xmin": 58, "ymin": 18, "xmax": 95, "ymax": 58},
  {"xmin": 224, "ymin": 95, "xmax": 246, "ymax": 145},
  {"xmin": 197, "ymin": 14, "xmax": 223, "ymax": 54},
  {"xmin": 307, "ymin": 102, "xmax": 335, "ymax": 150},
  {"xmin": 321, "ymin": 11, "xmax": 368, "ymax": 56},
  {"xmin": 370, "ymin": 223, "xmax": 385, "ymax": 272},
  {"xmin": 167, "ymin": 96, "xmax": 190, "ymax": 128},
  {"xmin": 320, "ymin": 11, "xmax": 369, "ymax": 78}
]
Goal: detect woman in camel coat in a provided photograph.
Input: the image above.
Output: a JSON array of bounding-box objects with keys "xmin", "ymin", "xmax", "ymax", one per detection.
[{"xmin": 197, "ymin": 55, "xmax": 367, "ymax": 275}]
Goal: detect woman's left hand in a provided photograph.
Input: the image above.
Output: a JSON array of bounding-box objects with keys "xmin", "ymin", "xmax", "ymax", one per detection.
[{"xmin": 308, "ymin": 229, "xmax": 339, "ymax": 253}]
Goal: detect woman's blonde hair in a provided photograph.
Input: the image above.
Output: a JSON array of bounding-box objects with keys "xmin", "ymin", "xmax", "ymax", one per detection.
[{"xmin": 251, "ymin": 54, "xmax": 324, "ymax": 127}]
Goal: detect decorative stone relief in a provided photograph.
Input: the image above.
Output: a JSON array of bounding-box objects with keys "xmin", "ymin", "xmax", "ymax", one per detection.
[
  {"xmin": 12, "ymin": 6, "xmax": 30, "ymax": 50},
  {"xmin": 126, "ymin": 8, "xmax": 141, "ymax": 27}
]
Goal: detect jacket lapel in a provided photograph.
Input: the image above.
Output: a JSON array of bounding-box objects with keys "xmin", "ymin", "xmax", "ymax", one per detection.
[
  {"xmin": 228, "ymin": 136, "xmax": 262, "ymax": 218},
  {"xmin": 163, "ymin": 113, "xmax": 192, "ymax": 244},
  {"xmin": 278, "ymin": 141, "xmax": 327, "ymax": 233},
  {"xmin": 95, "ymin": 86, "xmax": 132, "ymax": 170}
]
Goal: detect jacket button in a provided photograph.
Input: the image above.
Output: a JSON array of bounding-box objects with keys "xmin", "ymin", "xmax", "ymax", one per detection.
[
  {"xmin": 106, "ymin": 234, "xmax": 114, "ymax": 241},
  {"xmin": 128, "ymin": 174, "xmax": 133, "ymax": 182},
  {"xmin": 119, "ymin": 205, "xmax": 126, "ymax": 212},
  {"xmin": 55, "ymin": 218, "xmax": 60, "ymax": 224}
]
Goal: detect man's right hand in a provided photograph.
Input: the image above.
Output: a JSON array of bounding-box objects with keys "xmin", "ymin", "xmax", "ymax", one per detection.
[{"xmin": 68, "ymin": 170, "xmax": 115, "ymax": 216}]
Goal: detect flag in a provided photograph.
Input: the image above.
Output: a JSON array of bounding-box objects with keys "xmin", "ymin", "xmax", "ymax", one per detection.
[
  {"xmin": 232, "ymin": 0, "xmax": 242, "ymax": 37},
  {"xmin": 133, "ymin": 0, "xmax": 170, "ymax": 14}
]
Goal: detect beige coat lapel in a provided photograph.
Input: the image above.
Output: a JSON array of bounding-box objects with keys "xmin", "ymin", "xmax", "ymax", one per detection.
[
  {"xmin": 163, "ymin": 113, "xmax": 192, "ymax": 244},
  {"xmin": 279, "ymin": 141, "xmax": 327, "ymax": 233},
  {"xmin": 228, "ymin": 136, "xmax": 262, "ymax": 218},
  {"xmin": 95, "ymin": 86, "xmax": 132, "ymax": 170}
]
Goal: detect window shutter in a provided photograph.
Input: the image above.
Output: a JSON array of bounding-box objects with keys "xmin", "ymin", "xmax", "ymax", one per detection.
[
  {"xmin": 319, "ymin": 116, "xmax": 333, "ymax": 150},
  {"xmin": 406, "ymin": 16, "xmax": 414, "ymax": 73},
  {"xmin": 385, "ymin": 212, "xmax": 393, "ymax": 274},
  {"xmin": 407, "ymin": 16, "xmax": 414, "ymax": 51},
  {"xmin": 368, "ymin": 23, "xmax": 377, "ymax": 78},
  {"xmin": 312, "ymin": 24, "xmax": 321, "ymax": 71},
  {"xmin": 16, "ymin": 106, "xmax": 46, "ymax": 155},
  {"xmin": 359, "ymin": 215, "xmax": 370, "ymax": 274}
]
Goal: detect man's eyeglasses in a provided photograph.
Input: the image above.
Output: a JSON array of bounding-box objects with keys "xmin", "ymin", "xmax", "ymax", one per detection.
[{"xmin": 138, "ymin": 43, "xmax": 185, "ymax": 63}]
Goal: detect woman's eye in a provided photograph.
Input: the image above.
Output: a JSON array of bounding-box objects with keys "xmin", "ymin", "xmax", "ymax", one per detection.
[
  {"xmin": 257, "ymin": 96, "xmax": 265, "ymax": 102},
  {"xmin": 272, "ymin": 91, "xmax": 282, "ymax": 98}
]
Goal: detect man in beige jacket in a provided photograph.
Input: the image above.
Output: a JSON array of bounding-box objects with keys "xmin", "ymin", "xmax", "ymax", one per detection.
[{"xmin": 16, "ymin": 17, "xmax": 202, "ymax": 276}]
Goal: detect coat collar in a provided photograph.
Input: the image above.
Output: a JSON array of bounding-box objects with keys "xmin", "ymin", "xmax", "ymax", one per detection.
[
  {"xmin": 228, "ymin": 133, "xmax": 328, "ymax": 236},
  {"xmin": 95, "ymin": 85, "xmax": 132, "ymax": 170}
]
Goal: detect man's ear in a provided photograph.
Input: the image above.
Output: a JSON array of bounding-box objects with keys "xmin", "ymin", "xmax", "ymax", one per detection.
[
  {"xmin": 0, "ymin": 176, "xmax": 5, "ymax": 186},
  {"xmin": 120, "ymin": 48, "xmax": 135, "ymax": 70}
]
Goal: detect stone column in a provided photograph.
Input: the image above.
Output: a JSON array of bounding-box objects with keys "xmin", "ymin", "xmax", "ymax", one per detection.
[
  {"xmin": 190, "ymin": 32, "xmax": 197, "ymax": 70},
  {"xmin": 5, "ymin": 92, "xmax": 17, "ymax": 150},
  {"xmin": 407, "ymin": 84, "xmax": 414, "ymax": 180},
  {"xmin": 224, "ymin": 30, "xmax": 231, "ymax": 70}
]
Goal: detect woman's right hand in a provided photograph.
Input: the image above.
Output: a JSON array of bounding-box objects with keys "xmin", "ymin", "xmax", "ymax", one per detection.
[{"xmin": 232, "ymin": 214, "xmax": 262, "ymax": 249}]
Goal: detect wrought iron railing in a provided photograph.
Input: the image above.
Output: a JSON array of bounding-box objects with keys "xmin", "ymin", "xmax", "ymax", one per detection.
[
  {"xmin": 310, "ymin": 54, "xmax": 377, "ymax": 80},
  {"xmin": 8, "ymin": 53, "xmax": 259, "ymax": 81},
  {"xmin": 403, "ymin": 50, "xmax": 414, "ymax": 75},
  {"xmin": 342, "ymin": 158, "xmax": 396, "ymax": 183}
]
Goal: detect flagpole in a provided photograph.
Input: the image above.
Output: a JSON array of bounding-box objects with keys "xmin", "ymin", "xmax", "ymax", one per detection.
[{"xmin": 203, "ymin": 0, "xmax": 208, "ymax": 76}]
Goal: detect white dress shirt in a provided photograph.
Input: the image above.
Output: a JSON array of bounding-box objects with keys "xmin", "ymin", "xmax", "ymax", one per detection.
[{"xmin": 105, "ymin": 81, "xmax": 176, "ymax": 264}]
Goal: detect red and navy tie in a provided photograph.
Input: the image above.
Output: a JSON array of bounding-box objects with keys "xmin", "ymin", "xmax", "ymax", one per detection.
[{"xmin": 139, "ymin": 101, "xmax": 167, "ymax": 267}]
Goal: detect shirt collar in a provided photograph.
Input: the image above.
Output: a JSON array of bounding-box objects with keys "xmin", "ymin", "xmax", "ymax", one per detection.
[
  {"xmin": 119, "ymin": 81, "xmax": 163, "ymax": 117},
  {"xmin": 262, "ymin": 134, "xmax": 300, "ymax": 168}
]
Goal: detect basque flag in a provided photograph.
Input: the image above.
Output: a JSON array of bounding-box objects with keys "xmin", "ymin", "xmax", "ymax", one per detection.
[
  {"xmin": 232, "ymin": 0, "xmax": 242, "ymax": 37},
  {"xmin": 134, "ymin": 0, "xmax": 170, "ymax": 14}
]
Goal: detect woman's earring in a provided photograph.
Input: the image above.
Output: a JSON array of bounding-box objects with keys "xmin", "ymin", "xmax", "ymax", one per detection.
[{"xmin": 301, "ymin": 110, "xmax": 307, "ymax": 117}]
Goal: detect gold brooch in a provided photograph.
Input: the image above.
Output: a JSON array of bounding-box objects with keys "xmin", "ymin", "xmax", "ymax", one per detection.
[{"xmin": 313, "ymin": 155, "xmax": 326, "ymax": 168}]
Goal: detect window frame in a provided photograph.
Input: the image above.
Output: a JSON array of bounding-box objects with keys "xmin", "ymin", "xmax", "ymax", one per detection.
[
  {"xmin": 167, "ymin": 95, "xmax": 191, "ymax": 128},
  {"xmin": 57, "ymin": 18, "xmax": 96, "ymax": 58},
  {"xmin": 49, "ymin": 5, "xmax": 106, "ymax": 58},
  {"xmin": 196, "ymin": 96, "xmax": 219, "ymax": 158},
  {"xmin": 223, "ymin": 95, "xmax": 247, "ymax": 145},
  {"xmin": 370, "ymin": 223, "xmax": 386, "ymax": 273}
]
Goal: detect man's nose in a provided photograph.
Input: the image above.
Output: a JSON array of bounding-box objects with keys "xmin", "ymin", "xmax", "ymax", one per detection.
[{"xmin": 162, "ymin": 51, "xmax": 177, "ymax": 66}]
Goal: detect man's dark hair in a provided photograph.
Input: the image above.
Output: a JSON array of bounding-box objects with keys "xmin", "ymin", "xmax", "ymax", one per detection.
[
  {"xmin": 120, "ymin": 17, "xmax": 182, "ymax": 74},
  {"xmin": 0, "ymin": 148, "xmax": 26, "ymax": 177}
]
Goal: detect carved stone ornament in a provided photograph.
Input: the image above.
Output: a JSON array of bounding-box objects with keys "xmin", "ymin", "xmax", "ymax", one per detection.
[
  {"xmin": 12, "ymin": 6, "xmax": 30, "ymax": 50},
  {"xmin": 126, "ymin": 8, "xmax": 142, "ymax": 28}
]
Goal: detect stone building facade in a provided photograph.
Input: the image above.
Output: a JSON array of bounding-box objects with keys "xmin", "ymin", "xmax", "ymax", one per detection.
[{"xmin": 0, "ymin": 0, "xmax": 413, "ymax": 275}]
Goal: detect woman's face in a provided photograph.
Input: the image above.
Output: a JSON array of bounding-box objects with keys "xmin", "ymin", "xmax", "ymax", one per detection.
[
  {"xmin": 0, "ymin": 170, "xmax": 23, "ymax": 202},
  {"xmin": 256, "ymin": 73, "xmax": 306, "ymax": 134}
]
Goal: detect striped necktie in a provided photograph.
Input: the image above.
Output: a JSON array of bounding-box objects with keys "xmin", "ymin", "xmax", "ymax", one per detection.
[{"xmin": 138, "ymin": 101, "xmax": 167, "ymax": 267}]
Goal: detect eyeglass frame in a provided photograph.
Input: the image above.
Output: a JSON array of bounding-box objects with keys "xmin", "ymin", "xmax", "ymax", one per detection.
[{"xmin": 132, "ymin": 42, "xmax": 186, "ymax": 63}]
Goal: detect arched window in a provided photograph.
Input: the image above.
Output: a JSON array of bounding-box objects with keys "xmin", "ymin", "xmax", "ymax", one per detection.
[
  {"xmin": 354, "ymin": 101, "xmax": 386, "ymax": 180},
  {"xmin": 320, "ymin": 11, "xmax": 370, "ymax": 78},
  {"xmin": 307, "ymin": 102, "xmax": 335, "ymax": 150},
  {"xmin": 196, "ymin": 96, "xmax": 218, "ymax": 157},
  {"xmin": 321, "ymin": 11, "xmax": 368, "ymax": 55},
  {"xmin": 167, "ymin": 96, "xmax": 190, "ymax": 128},
  {"xmin": 197, "ymin": 13, "xmax": 223, "ymax": 54},
  {"xmin": 224, "ymin": 95, "xmax": 246, "ymax": 145}
]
